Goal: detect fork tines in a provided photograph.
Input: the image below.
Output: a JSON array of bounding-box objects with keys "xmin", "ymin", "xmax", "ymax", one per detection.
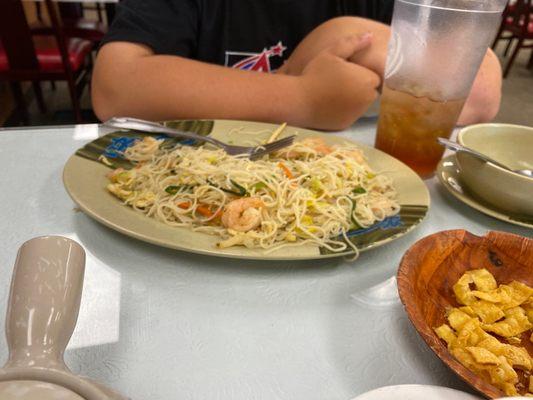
[{"xmin": 250, "ymin": 135, "xmax": 296, "ymax": 160}]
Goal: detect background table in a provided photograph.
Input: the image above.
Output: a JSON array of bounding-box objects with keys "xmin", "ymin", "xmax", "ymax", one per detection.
[{"xmin": 0, "ymin": 120, "xmax": 530, "ymax": 400}]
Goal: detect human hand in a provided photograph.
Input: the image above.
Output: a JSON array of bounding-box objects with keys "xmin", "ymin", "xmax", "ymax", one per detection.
[{"xmin": 294, "ymin": 34, "xmax": 381, "ymax": 131}]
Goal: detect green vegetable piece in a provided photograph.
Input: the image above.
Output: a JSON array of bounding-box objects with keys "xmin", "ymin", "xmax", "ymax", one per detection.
[
  {"xmin": 165, "ymin": 185, "xmax": 180, "ymax": 195},
  {"xmin": 350, "ymin": 199, "xmax": 361, "ymax": 228},
  {"xmin": 208, "ymin": 180, "xmax": 236, "ymax": 195},
  {"xmin": 230, "ymin": 180, "xmax": 249, "ymax": 197},
  {"xmin": 252, "ymin": 182, "xmax": 267, "ymax": 190},
  {"xmin": 207, "ymin": 179, "xmax": 248, "ymax": 196},
  {"xmin": 165, "ymin": 185, "xmax": 195, "ymax": 195},
  {"xmin": 352, "ymin": 187, "xmax": 367, "ymax": 195}
]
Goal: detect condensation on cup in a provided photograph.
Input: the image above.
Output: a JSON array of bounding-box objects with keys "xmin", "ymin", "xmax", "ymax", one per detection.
[{"xmin": 375, "ymin": 0, "xmax": 507, "ymax": 178}]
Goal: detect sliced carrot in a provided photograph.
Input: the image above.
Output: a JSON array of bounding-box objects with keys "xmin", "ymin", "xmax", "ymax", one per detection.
[
  {"xmin": 177, "ymin": 201, "xmax": 218, "ymax": 218},
  {"xmin": 278, "ymin": 162, "xmax": 294, "ymax": 180},
  {"xmin": 196, "ymin": 204, "xmax": 214, "ymax": 217},
  {"xmin": 177, "ymin": 202, "xmax": 191, "ymax": 209}
]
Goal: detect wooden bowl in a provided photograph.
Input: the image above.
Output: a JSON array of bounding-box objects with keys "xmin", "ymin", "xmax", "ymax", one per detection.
[{"xmin": 397, "ymin": 230, "xmax": 533, "ymax": 399}]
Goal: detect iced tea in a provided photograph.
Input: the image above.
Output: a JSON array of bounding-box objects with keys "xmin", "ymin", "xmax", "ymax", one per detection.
[{"xmin": 375, "ymin": 85, "xmax": 466, "ymax": 178}]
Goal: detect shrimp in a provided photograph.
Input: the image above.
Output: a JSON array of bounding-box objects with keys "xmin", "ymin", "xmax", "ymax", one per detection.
[
  {"xmin": 221, "ymin": 197, "xmax": 265, "ymax": 232},
  {"xmin": 281, "ymin": 137, "xmax": 333, "ymax": 159},
  {"xmin": 138, "ymin": 136, "xmax": 161, "ymax": 152},
  {"xmin": 106, "ymin": 183, "xmax": 132, "ymax": 200},
  {"xmin": 301, "ymin": 138, "xmax": 332, "ymax": 154},
  {"xmin": 107, "ymin": 167, "xmax": 124, "ymax": 180},
  {"xmin": 124, "ymin": 136, "xmax": 163, "ymax": 161},
  {"xmin": 345, "ymin": 148, "xmax": 367, "ymax": 166},
  {"xmin": 370, "ymin": 197, "xmax": 395, "ymax": 214}
]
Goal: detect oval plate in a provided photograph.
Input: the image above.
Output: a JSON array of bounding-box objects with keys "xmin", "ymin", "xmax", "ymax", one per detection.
[{"xmin": 63, "ymin": 120, "xmax": 429, "ymax": 260}]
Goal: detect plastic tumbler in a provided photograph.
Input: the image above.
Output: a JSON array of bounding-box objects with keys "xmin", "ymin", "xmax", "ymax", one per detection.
[{"xmin": 375, "ymin": 0, "xmax": 507, "ymax": 178}]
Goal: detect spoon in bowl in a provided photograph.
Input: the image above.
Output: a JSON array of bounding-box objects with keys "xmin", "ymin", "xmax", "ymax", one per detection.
[{"xmin": 438, "ymin": 138, "xmax": 533, "ymax": 178}]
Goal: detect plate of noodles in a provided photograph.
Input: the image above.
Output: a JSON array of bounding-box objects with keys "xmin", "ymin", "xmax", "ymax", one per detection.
[{"xmin": 63, "ymin": 119, "xmax": 429, "ymax": 260}]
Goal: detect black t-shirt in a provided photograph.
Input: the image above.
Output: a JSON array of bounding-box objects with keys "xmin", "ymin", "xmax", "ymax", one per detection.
[{"xmin": 103, "ymin": 0, "xmax": 394, "ymax": 72}]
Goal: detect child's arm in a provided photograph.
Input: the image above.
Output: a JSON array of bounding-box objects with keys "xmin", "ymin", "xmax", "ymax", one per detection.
[
  {"xmin": 454, "ymin": 50, "xmax": 502, "ymax": 125},
  {"xmin": 92, "ymin": 35, "xmax": 379, "ymax": 131},
  {"xmin": 279, "ymin": 16, "xmax": 502, "ymax": 125}
]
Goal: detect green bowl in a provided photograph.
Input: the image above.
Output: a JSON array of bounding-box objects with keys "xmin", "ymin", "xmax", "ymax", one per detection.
[{"xmin": 456, "ymin": 123, "xmax": 533, "ymax": 217}]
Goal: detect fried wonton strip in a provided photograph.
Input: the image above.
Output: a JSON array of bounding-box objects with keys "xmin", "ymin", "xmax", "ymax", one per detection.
[
  {"xmin": 435, "ymin": 324, "xmax": 456, "ymax": 347},
  {"xmin": 466, "ymin": 346, "xmax": 501, "ymax": 365}
]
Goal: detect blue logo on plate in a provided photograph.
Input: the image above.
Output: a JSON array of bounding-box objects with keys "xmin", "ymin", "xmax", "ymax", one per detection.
[
  {"xmin": 103, "ymin": 135, "xmax": 172, "ymax": 158},
  {"xmin": 347, "ymin": 215, "xmax": 403, "ymax": 237},
  {"xmin": 103, "ymin": 137, "xmax": 139, "ymax": 159}
]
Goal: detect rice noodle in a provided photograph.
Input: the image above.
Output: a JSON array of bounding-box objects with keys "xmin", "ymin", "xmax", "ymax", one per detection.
[{"xmin": 106, "ymin": 135, "xmax": 400, "ymax": 256}]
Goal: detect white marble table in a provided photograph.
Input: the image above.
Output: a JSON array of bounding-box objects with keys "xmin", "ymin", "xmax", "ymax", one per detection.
[{"xmin": 0, "ymin": 120, "xmax": 530, "ymax": 400}]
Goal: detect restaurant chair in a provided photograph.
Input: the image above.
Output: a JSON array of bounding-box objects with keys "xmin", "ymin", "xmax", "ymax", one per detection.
[
  {"xmin": 492, "ymin": 0, "xmax": 533, "ymax": 77},
  {"xmin": 30, "ymin": 2, "xmax": 107, "ymax": 46},
  {"xmin": 35, "ymin": 1, "xmax": 44, "ymax": 22},
  {"xmin": 492, "ymin": 2, "xmax": 515, "ymax": 55},
  {"xmin": 0, "ymin": 0, "xmax": 93, "ymax": 124},
  {"xmin": 82, "ymin": 2, "xmax": 105, "ymax": 23}
]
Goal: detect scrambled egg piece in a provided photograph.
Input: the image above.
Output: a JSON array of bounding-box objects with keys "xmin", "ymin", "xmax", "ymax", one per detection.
[
  {"xmin": 107, "ymin": 168, "xmax": 156, "ymax": 209},
  {"xmin": 435, "ymin": 269, "xmax": 532, "ymax": 397}
]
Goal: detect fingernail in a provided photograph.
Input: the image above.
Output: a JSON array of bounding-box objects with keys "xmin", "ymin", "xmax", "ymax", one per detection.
[{"xmin": 360, "ymin": 32, "xmax": 373, "ymax": 41}]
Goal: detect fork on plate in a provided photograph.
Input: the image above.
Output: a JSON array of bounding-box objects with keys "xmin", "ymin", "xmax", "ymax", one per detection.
[{"xmin": 103, "ymin": 117, "xmax": 295, "ymax": 160}]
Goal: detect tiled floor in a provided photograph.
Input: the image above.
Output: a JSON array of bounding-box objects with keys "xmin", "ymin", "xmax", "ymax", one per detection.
[
  {"xmin": 492, "ymin": 47, "xmax": 533, "ymax": 127},
  {"xmin": 1, "ymin": 46, "xmax": 532, "ymax": 128}
]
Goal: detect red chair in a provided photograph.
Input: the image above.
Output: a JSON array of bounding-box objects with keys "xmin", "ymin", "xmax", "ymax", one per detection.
[
  {"xmin": 0, "ymin": 0, "xmax": 93, "ymax": 124},
  {"xmin": 492, "ymin": 0, "xmax": 533, "ymax": 77}
]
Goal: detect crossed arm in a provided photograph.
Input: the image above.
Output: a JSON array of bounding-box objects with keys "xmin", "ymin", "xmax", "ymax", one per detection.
[
  {"xmin": 92, "ymin": 17, "xmax": 502, "ymax": 129},
  {"xmin": 278, "ymin": 17, "xmax": 502, "ymax": 126}
]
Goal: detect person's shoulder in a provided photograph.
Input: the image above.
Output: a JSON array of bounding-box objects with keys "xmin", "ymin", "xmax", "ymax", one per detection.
[{"xmin": 103, "ymin": 0, "xmax": 200, "ymax": 56}]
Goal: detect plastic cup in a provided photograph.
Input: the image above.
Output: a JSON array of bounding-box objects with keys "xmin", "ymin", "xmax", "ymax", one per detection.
[{"xmin": 375, "ymin": 0, "xmax": 507, "ymax": 178}]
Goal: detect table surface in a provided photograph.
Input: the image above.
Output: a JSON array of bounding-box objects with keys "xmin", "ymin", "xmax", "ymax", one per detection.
[{"xmin": 0, "ymin": 120, "xmax": 530, "ymax": 400}]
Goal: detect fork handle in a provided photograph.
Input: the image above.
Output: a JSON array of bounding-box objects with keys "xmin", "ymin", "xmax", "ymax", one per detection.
[{"xmin": 104, "ymin": 117, "xmax": 221, "ymax": 148}]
